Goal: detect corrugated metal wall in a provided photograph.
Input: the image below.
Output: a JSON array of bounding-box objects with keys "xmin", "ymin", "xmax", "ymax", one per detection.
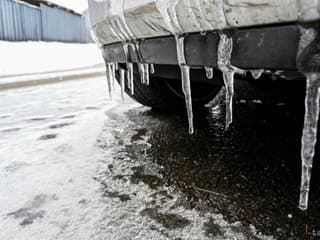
[
  {"xmin": 0, "ymin": 0, "xmax": 42, "ymax": 41},
  {"xmin": 0, "ymin": 0, "xmax": 92, "ymax": 42}
]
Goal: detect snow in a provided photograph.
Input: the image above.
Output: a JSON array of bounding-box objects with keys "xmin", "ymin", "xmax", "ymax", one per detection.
[{"xmin": 0, "ymin": 41, "xmax": 104, "ymax": 78}]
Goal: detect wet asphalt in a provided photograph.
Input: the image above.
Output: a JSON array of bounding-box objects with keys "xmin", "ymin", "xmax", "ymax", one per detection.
[{"xmin": 0, "ymin": 76, "xmax": 319, "ymax": 239}]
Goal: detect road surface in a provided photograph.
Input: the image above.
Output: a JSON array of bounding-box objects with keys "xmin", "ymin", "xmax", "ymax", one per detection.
[{"xmin": 0, "ymin": 76, "xmax": 319, "ymax": 239}]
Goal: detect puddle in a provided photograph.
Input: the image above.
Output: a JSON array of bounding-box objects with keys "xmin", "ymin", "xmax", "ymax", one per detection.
[
  {"xmin": 140, "ymin": 207, "xmax": 191, "ymax": 230},
  {"xmin": 39, "ymin": 134, "xmax": 58, "ymax": 140},
  {"xmin": 4, "ymin": 161, "xmax": 29, "ymax": 173},
  {"xmin": 49, "ymin": 122, "xmax": 74, "ymax": 129},
  {"xmin": 7, "ymin": 194, "xmax": 57, "ymax": 226},
  {"xmin": 131, "ymin": 165, "xmax": 164, "ymax": 189}
]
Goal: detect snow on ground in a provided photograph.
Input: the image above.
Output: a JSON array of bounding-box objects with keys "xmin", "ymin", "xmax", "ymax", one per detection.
[{"xmin": 0, "ymin": 41, "xmax": 104, "ymax": 77}]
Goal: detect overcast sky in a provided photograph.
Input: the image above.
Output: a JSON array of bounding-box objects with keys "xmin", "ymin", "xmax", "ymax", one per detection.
[{"xmin": 49, "ymin": 0, "xmax": 88, "ymax": 13}]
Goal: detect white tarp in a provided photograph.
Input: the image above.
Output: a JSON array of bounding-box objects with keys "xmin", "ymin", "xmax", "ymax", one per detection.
[{"xmin": 88, "ymin": 0, "xmax": 320, "ymax": 46}]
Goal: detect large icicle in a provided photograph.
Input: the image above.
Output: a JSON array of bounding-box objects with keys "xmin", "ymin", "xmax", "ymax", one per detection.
[
  {"xmin": 120, "ymin": 68, "xmax": 125, "ymax": 102},
  {"xmin": 297, "ymin": 26, "xmax": 319, "ymax": 211},
  {"xmin": 138, "ymin": 63, "xmax": 146, "ymax": 84},
  {"xmin": 144, "ymin": 63, "xmax": 150, "ymax": 85},
  {"xmin": 299, "ymin": 73, "xmax": 320, "ymax": 210},
  {"xmin": 127, "ymin": 63, "xmax": 134, "ymax": 95},
  {"xmin": 105, "ymin": 63, "xmax": 113, "ymax": 100},
  {"xmin": 176, "ymin": 35, "xmax": 194, "ymax": 134},
  {"xmin": 205, "ymin": 66, "xmax": 214, "ymax": 79},
  {"xmin": 111, "ymin": 62, "xmax": 116, "ymax": 91},
  {"xmin": 217, "ymin": 34, "xmax": 245, "ymax": 130}
]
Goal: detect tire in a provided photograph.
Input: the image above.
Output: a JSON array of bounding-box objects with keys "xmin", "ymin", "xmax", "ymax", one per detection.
[{"xmin": 116, "ymin": 65, "xmax": 222, "ymax": 112}]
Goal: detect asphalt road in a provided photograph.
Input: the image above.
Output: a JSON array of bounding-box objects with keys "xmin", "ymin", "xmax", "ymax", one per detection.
[{"xmin": 0, "ymin": 76, "xmax": 319, "ymax": 239}]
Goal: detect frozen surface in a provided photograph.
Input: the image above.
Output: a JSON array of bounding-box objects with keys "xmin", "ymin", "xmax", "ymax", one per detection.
[
  {"xmin": 0, "ymin": 41, "xmax": 103, "ymax": 77},
  {"xmin": 0, "ymin": 76, "xmax": 273, "ymax": 240}
]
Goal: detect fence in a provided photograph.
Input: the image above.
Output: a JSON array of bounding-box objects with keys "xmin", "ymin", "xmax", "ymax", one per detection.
[{"xmin": 0, "ymin": 0, "xmax": 92, "ymax": 42}]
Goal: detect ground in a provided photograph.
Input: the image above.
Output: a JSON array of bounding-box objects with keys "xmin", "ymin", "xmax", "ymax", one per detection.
[{"xmin": 0, "ymin": 76, "xmax": 319, "ymax": 239}]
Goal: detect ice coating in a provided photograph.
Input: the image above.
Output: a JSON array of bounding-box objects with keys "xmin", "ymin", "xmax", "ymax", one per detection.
[
  {"xmin": 120, "ymin": 68, "xmax": 125, "ymax": 102},
  {"xmin": 299, "ymin": 73, "xmax": 320, "ymax": 210},
  {"xmin": 205, "ymin": 66, "xmax": 214, "ymax": 79},
  {"xmin": 217, "ymin": 34, "xmax": 245, "ymax": 129},
  {"xmin": 144, "ymin": 63, "xmax": 150, "ymax": 85},
  {"xmin": 176, "ymin": 35, "xmax": 194, "ymax": 134},
  {"xmin": 150, "ymin": 64, "xmax": 155, "ymax": 74},
  {"xmin": 250, "ymin": 69, "xmax": 264, "ymax": 80}
]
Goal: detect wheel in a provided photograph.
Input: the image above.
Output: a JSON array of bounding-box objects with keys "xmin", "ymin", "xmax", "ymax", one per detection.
[{"xmin": 116, "ymin": 64, "xmax": 222, "ymax": 112}]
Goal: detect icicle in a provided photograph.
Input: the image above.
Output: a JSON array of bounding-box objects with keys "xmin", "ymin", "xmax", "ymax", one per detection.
[
  {"xmin": 181, "ymin": 65, "xmax": 194, "ymax": 134},
  {"xmin": 296, "ymin": 25, "xmax": 319, "ymax": 210},
  {"xmin": 176, "ymin": 35, "xmax": 194, "ymax": 134},
  {"xmin": 144, "ymin": 63, "xmax": 150, "ymax": 85},
  {"xmin": 217, "ymin": 34, "xmax": 245, "ymax": 130},
  {"xmin": 115, "ymin": 62, "xmax": 119, "ymax": 70},
  {"xmin": 205, "ymin": 66, "xmax": 214, "ymax": 79},
  {"xmin": 105, "ymin": 63, "xmax": 112, "ymax": 100},
  {"xmin": 138, "ymin": 63, "xmax": 145, "ymax": 84},
  {"xmin": 126, "ymin": 70, "xmax": 131, "ymax": 89},
  {"xmin": 150, "ymin": 64, "xmax": 155, "ymax": 74},
  {"xmin": 127, "ymin": 63, "xmax": 134, "ymax": 95},
  {"xmin": 111, "ymin": 63, "xmax": 116, "ymax": 91},
  {"xmin": 299, "ymin": 73, "xmax": 320, "ymax": 210},
  {"xmin": 120, "ymin": 68, "xmax": 125, "ymax": 102},
  {"xmin": 250, "ymin": 69, "xmax": 264, "ymax": 80}
]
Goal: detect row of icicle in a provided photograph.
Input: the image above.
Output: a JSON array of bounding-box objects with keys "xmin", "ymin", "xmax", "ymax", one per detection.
[{"xmin": 104, "ymin": 30, "xmax": 318, "ymax": 211}]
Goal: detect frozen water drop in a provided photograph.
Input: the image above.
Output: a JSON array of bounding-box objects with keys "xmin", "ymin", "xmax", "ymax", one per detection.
[
  {"xmin": 120, "ymin": 68, "xmax": 125, "ymax": 102},
  {"xmin": 150, "ymin": 64, "xmax": 155, "ymax": 74},
  {"xmin": 299, "ymin": 72, "xmax": 320, "ymax": 210},
  {"xmin": 205, "ymin": 66, "xmax": 214, "ymax": 79},
  {"xmin": 250, "ymin": 69, "xmax": 264, "ymax": 80},
  {"xmin": 176, "ymin": 35, "xmax": 194, "ymax": 134},
  {"xmin": 200, "ymin": 31, "xmax": 207, "ymax": 36}
]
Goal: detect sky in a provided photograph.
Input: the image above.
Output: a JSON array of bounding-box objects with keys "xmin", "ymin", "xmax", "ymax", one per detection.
[{"xmin": 49, "ymin": 0, "xmax": 88, "ymax": 13}]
